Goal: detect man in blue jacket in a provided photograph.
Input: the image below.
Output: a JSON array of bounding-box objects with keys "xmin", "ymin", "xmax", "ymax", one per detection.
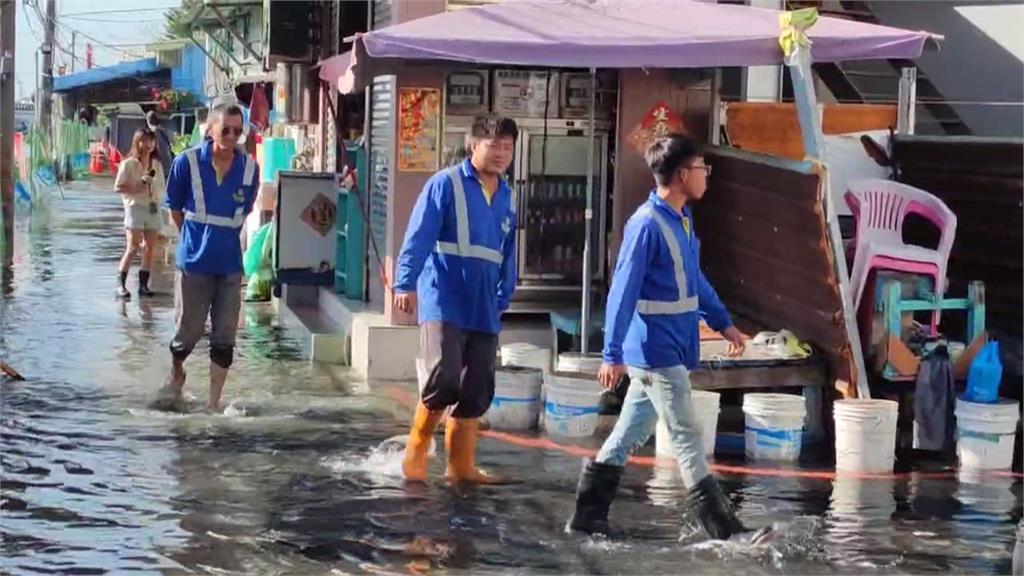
[
  {"xmin": 163, "ymin": 104, "xmax": 258, "ymax": 413},
  {"xmin": 394, "ymin": 115, "xmax": 518, "ymax": 484},
  {"xmin": 567, "ymin": 134, "xmax": 763, "ymax": 541}
]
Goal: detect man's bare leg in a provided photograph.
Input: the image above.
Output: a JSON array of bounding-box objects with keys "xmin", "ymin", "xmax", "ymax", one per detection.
[
  {"xmin": 208, "ymin": 362, "xmax": 228, "ymax": 413},
  {"xmin": 169, "ymin": 358, "xmax": 187, "ymax": 397}
]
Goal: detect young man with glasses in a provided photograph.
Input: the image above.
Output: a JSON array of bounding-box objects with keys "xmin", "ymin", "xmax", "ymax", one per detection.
[
  {"xmin": 567, "ymin": 134, "xmax": 769, "ymax": 542},
  {"xmin": 162, "ymin": 104, "xmax": 259, "ymax": 413}
]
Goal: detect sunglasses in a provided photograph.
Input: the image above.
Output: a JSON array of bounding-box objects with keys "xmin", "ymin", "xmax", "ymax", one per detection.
[{"xmin": 220, "ymin": 126, "xmax": 243, "ymax": 137}]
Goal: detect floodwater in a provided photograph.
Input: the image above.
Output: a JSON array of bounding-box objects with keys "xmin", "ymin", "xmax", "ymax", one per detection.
[{"xmin": 1, "ymin": 182, "xmax": 1021, "ymax": 575}]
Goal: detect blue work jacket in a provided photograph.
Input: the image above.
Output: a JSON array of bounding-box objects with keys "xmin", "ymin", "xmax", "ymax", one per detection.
[
  {"xmin": 603, "ymin": 192, "xmax": 733, "ymax": 369},
  {"xmin": 165, "ymin": 139, "xmax": 259, "ymax": 275},
  {"xmin": 393, "ymin": 159, "xmax": 517, "ymax": 334}
]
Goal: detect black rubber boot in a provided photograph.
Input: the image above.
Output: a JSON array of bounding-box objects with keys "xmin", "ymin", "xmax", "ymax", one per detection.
[
  {"xmin": 687, "ymin": 475, "xmax": 747, "ymax": 540},
  {"xmin": 117, "ymin": 272, "xmax": 131, "ymax": 300},
  {"xmin": 138, "ymin": 270, "xmax": 154, "ymax": 297},
  {"xmin": 566, "ymin": 460, "xmax": 623, "ymax": 536}
]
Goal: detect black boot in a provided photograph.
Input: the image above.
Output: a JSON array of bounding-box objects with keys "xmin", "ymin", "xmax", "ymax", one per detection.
[
  {"xmin": 117, "ymin": 272, "xmax": 131, "ymax": 300},
  {"xmin": 566, "ymin": 460, "xmax": 623, "ymax": 536},
  {"xmin": 687, "ymin": 475, "xmax": 747, "ymax": 540},
  {"xmin": 138, "ymin": 270, "xmax": 154, "ymax": 297}
]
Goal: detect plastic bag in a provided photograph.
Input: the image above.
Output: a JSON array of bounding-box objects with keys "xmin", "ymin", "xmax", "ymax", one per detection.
[
  {"xmin": 965, "ymin": 341, "xmax": 1002, "ymax": 403},
  {"xmin": 245, "ymin": 273, "xmax": 272, "ymax": 302},
  {"xmin": 243, "ymin": 222, "xmax": 273, "ymax": 277}
]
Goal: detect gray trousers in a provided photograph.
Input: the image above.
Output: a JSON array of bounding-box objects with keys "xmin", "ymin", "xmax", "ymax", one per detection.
[
  {"xmin": 417, "ymin": 321, "xmax": 498, "ymax": 419},
  {"xmin": 170, "ymin": 271, "xmax": 242, "ymax": 368}
]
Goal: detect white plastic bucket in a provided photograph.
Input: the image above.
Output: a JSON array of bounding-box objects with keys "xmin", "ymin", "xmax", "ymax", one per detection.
[
  {"xmin": 955, "ymin": 397, "xmax": 1019, "ymax": 470},
  {"xmin": 556, "ymin": 352, "xmax": 603, "ymax": 375},
  {"xmin": 501, "ymin": 343, "xmax": 551, "ymax": 374},
  {"xmin": 543, "ymin": 372, "xmax": 604, "ymax": 437},
  {"xmin": 654, "ymin": 390, "xmax": 721, "ymax": 459},
  {"xmin": 834, "ymin": 399, "xmax": 899, "ymax": 473},
  {"xmin": 487, "ymin": 366, "xmax": 544, "ymax": 430},
  {"xmin": 743, "ymin": 393, "xmax": 806, "ymax": 461}
]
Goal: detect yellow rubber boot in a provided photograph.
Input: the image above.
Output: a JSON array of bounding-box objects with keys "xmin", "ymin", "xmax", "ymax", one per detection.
[
  {"xmin": 444, "ymin": 417, "xmax": 517, "ymax": 485},
  {"xmin": 402, "ymin": 402, "xmax": 444, "ymax": 482}
]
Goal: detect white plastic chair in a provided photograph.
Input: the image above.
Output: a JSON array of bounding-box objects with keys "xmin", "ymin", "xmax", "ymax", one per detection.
[{"xmin": 844, "ymin": 179, "xmax": 957, "ymax": 333}]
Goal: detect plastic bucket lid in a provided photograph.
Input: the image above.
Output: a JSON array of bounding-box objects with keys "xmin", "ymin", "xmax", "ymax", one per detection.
[
  {"xmin": 691, "ymin": 389, "xmax": 721, "ymax": 410},
  {"xmin": 556, "ymin": 352, "xmax": 603, "ymax": 374},
  {"xmin": 834, "ymin": 399, "xmax": 899, "ymax": 424},
  {"xmin": 501, "ymin": 343, "xmax": 551, "ymax": 371},
  {"xmin": 955, "ymin": 397, "xmax": 1019, "ymax": 423},
  {"xmin": 547, "ymin": 372, "xmax": 604, "ymax": 400},
  {"xmin": 495, "ymin": 365, "xmax": 543, "ymax": 398},
  {"xmin": 743, "ymin": 393, "xmax": 806, "ymax": 417}
]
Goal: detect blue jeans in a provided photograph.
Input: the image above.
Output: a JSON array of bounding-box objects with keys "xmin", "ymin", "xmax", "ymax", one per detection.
[{"xmin": 595, "ymin": 364, "xmax": 711, "ymax": 488}]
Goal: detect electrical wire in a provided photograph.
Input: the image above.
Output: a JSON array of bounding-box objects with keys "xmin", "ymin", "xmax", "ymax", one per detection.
[
  {"xmin": 60, "ymin": 6, "xmax": 180, "ymax": 17},
  {"xmin": 55, "ymin": 20, "xmax": 148, "ymax": 60}
]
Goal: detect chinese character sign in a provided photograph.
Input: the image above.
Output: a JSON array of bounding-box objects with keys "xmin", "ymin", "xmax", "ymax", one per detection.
[{"xmin": 628, "ymin": 101, "xmax": 685, "ymax": 155}]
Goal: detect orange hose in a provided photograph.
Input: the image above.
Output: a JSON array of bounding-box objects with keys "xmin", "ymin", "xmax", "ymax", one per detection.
[{"xmin": 378, "ymin": 383, "xmax": 1023, "ymax": 481}]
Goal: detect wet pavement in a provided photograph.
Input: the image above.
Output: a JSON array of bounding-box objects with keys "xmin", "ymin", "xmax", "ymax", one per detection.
[{"xmin": 1, "ymin": 182, "xmax": 1021, "ymax": 575}]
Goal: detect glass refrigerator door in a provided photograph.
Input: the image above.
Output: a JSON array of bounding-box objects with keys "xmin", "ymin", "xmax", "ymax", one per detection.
[
  {"xmin": 442, "ymin": 130, "xmax": 468, "ymax": 168},
  {"xmin": 519, "ymin": 132, "xmax": 606, "ymax": 282}
]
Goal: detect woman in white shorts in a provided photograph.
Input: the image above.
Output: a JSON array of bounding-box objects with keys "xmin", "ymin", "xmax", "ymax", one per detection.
[{"xmin": 114, "ymin": 128, "xmax": 166, "ymax": 300}]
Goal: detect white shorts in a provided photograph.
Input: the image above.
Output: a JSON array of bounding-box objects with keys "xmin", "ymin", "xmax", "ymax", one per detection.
[{"xmin": 124, "ymin": 203, "xmax": 162, "ymax": 231}]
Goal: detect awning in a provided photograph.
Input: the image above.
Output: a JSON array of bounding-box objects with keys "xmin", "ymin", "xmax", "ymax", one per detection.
[
  {"xmin": 316, "ymin": 51, "xmax": 352, "ymax": 88},
  {"xmin": 54, "ymin": 58, "xmax": 164, "ymax": 92},
  {"xmin": 337, "ymin": 0, "xmax": 939, "ymax": 93}
]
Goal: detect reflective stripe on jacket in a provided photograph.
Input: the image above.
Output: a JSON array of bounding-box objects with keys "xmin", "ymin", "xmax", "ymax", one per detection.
[
  {"xmin": 603, "ymin": 192, "xmax": 733, "ymax": 369},
  {"xmin": 394, "ymin": 159, "xmax": 517, "ymax": 334}
]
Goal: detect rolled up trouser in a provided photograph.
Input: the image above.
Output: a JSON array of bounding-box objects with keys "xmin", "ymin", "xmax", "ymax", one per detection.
[
  {"xmin": 417, "ymin": 321, "xmax": 497, "ymax": 419},
  {"xmin": 170, "ymin": 271, "xmax": 242, "ymax": 368}
]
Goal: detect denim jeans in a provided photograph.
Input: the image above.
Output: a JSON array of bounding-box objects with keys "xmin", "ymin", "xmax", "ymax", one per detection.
[{"xmin": 595, "ymin": 364, "xmax": 711, "ymax": 488}]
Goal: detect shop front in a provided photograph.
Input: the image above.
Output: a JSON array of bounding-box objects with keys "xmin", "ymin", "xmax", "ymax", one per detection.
[{"xmin": 328, "ymin": 0, "xmax": 937, "ymax": 397}]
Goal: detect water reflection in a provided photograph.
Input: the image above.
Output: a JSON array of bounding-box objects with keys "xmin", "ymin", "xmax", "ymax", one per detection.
[{"xmin": 2, "ymin": 182, "xmax": 1022, "ymax": 575}]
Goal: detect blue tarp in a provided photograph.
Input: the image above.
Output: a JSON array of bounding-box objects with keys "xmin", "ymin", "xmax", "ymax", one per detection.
[{"xmin": 54, "ymin": 58, "xmax": 163, "ymax": 92}]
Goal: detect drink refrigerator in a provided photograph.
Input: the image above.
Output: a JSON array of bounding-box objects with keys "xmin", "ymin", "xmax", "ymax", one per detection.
[{"xmin": 443, "ymin": 117, "xmax": 610, "ymax": 306}]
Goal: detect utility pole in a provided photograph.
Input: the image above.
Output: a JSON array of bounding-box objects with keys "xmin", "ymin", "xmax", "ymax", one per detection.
[
  {"xmin": 70, "ymin": 31, "xmax": 76, "ymax": 73},
  {"xmin": 1, "ymin": 0, "xmax": 15, "ymax": 263},
  {"xmin": 40, "ymin": 0, "xmax": 56, "ymax": 137}
]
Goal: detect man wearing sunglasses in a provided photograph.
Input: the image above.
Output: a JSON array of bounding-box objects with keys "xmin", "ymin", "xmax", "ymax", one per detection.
[
  {"xmin": 163, "ymin": 104, "xmax": 259, "ymax": 413},
  {"xmin": 567, "ymin": 134, "xmax": 769, "ymax": 543}
]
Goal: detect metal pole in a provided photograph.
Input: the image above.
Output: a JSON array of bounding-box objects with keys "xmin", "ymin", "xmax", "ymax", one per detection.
[
  {"xmin": 786, "ymin": 48, "xmax": 870, "ymax": 399},
  {"xmin": 897, "ymin": 67, "xmax": 917, "ymax": 135},
  {"xmin": 580, "ymin": 68, "xmax": 596, "ymax": 354},
  {"xmin": 1, "ymin": 0, "xmax": 16, "ymax": 264},
  {"xmin": 40, "ymin": 0, "xmax": 55, "ymax": 138}
]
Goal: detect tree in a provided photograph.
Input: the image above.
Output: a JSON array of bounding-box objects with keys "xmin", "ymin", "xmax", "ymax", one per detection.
[{"xmin": 164, "ymin": 0, "xmax": 205, "ymax": 40}]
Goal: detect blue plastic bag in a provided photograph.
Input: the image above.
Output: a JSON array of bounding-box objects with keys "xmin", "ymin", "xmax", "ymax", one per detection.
[{"xmin": 965, "ymin": 341, "xmax": 1002, "ymax": 403}]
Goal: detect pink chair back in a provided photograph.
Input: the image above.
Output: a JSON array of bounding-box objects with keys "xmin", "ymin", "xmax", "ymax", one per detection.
[{"xmin": 844, "ymin": 179, "xmax": 957, "ymax": 257}]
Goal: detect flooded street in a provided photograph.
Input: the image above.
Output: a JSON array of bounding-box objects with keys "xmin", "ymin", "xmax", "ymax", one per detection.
[{"xmin": 1, "ymin": 182, "xmax": 1021, "ymax": 575}]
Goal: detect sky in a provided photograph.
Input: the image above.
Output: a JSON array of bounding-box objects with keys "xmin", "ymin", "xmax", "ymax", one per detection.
[{"xmin": 14, "ymin": 0, "xmax": 179, "ymax": 100}]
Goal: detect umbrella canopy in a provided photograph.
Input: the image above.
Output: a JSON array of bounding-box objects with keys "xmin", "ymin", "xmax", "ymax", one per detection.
[{"xmin": 356, "ymin": 0, "xmax": 937, "ymax": 69}]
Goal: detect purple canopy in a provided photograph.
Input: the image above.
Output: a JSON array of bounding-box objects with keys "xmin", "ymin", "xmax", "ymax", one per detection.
[{"xmin": 357, "ymin": 0, "xmax": 936, "ymax": 69}]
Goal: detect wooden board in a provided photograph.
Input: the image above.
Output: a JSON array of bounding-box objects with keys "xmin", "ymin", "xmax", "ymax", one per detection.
[{"xmin": 692, "ymin": 361, "xmax": 827, "ymax": 391}]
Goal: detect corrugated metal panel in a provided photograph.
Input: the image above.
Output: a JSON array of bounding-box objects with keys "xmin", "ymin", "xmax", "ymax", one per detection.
[
  {"xmin": 367, "ymin": 75, "xmax": 396, "ymax": 306},
  {"xmin": 892, "ymin": 135, "xmax": 1024, "ymax": 338},
  {"xmin": 372, "ymin": 0, "xmax": 392, "ymax": 30},
  {"xmin": 699, "ymin": 147, "xmax": 853, "ymax": 385}
]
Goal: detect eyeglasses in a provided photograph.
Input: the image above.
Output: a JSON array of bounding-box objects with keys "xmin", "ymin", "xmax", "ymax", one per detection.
[
  {"xmin": 220, "ymin": 126, "xmax": 243, "ymax": 137},
  {"xmin": 684, "ymin": 164, "xmax": 712, "ymax": 176}
]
